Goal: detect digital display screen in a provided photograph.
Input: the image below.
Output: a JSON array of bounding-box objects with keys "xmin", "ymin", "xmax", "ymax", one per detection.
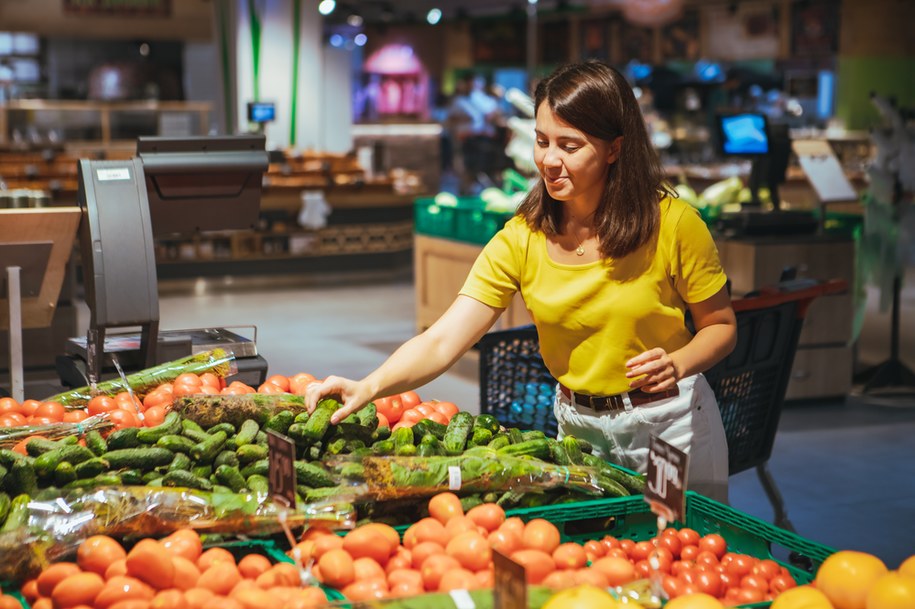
[
  {"xmin": 247, "ymin": 102, "xmax": 276, "ymax": 123},
  {"xmin": 718, "ymin": 113, "xmax": 770, "ymax": 156}
]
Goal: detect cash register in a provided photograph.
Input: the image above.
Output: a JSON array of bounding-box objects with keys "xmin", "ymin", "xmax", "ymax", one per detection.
[
  {"xmin": 714, "ymin": 112, "xmax": 819, "ymax": 236},
  {"xmin": 57, "ymin": 135, "xmax": 271, "ymax": 389}
]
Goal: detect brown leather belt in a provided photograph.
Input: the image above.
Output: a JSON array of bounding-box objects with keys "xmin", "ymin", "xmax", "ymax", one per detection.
[{"xmin": 559, "ymin": 384, "xmax": 680, "ymax": 413}]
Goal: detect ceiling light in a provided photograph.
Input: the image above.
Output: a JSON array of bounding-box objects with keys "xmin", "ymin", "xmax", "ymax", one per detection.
[
  {"xmin": 329, "ymin": 34, "xmax": 344, "ymax": 47},
  {"xmin": 347, "ymin": 14, "xmax": 363, "ymax": 27},
  {"xmin": 354, "ymin": 33, "xmax": 367, "ymax": 47},
  {"xmin": 318, "ymin": 0, "xmax": 336, "ymax": 16},
  {"xmin": 426, "ymin": 8, "xmax": 442, "ymax": 25}
]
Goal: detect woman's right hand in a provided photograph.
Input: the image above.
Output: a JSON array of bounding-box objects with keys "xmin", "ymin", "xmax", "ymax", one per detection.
[{"xmin": 305, "ymin": 375, "xmax": 374, "ymax": 425}]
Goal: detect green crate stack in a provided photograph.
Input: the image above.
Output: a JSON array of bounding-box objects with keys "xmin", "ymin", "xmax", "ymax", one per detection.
[{"xmin": 414, "ymin": 197, "xmax": 514, "ymax": 245}]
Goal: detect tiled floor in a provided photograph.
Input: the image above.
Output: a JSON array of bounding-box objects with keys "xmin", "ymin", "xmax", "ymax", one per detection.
[{"xmin": 26, "ymin": 265, "xmax": 915, "ymax": 568}]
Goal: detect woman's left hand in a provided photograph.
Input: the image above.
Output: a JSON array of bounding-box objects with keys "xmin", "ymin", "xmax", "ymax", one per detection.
[{"xmin": 625, "ymin": 348, "xmax": 680, "ymax": 392}]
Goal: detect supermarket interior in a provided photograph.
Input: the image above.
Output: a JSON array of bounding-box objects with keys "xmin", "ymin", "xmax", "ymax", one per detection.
[{"xmin": 1, "ymin": 0, "xmax": 915, "ymax": 607}]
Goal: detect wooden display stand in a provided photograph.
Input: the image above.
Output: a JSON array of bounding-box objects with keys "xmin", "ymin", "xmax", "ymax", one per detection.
[{"xmin": 0, "ymin": 208, "xmax": 81, "ymax": 400}]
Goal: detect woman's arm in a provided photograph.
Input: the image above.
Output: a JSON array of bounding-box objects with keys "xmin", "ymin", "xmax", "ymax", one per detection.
[
  {"xmin": 626, "ymin": 285, "xmax": 737, "ymax": 392},
  {"xmin": 306, "ymin": 295, "xmax": 503, "ymax": 423}
]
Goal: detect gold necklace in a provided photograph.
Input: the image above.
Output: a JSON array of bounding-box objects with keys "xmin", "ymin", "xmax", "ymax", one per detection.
[{"xmin": 573, "ymin": 231, "xmax": 586, "ymax": 256}]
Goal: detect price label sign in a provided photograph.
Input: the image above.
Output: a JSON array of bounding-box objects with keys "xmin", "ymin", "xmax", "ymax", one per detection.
[
  {"xmin": 267, "ymin": 429, "xmax": 297, "ymax": 507},
  {"xmin": 645, "ymin": 434, "xmax": 689, "ymax": 523},
  {"xmin": 492, "ymin": 550, "xmax": 526, "ymax": 609}
]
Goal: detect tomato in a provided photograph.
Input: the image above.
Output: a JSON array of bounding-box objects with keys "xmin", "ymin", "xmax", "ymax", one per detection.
[
  {"xmin": 108, "ymin": 409, "xmax": 140, "ymax": 429},
  {"xmin": 698, "ymin": 534, "xmax": 727, "ymax": 559},
  {"xmin": 0, "ymin": 413, "xmax": 26, "ymax": 427},
  {"xmin": 677, "ymin": 528, "xmax": 701, "ymax": 546},
  {"xmin": 88, "ymin": 395, "xmax": 117, "ymax": 415},
  {"xmin": 34, "ymin": 401, "xmax": 65, "ymax": 422},
  {"xmin": 416, "ymin": 403, "xmax": 435, "ymax": 417},
  {"xmin": 728, "ymin": 586, "xmax": 765, "ymax": 604},
  {"xmin": 695, "ymin": 550, "xmax": 720, "ymax": 569},
  {"xmin": 374, "ymin": 396, "xmax": 405, "ymax": 425},
  {"xmin": 695, "ymin": 569, "xmax": 723, "ymax": 597},
  {"xmin": 752, "ymin": 558, "xmax": 782, "ymax": 580},
  {"xmin": 199, "ymin": 372, "xmax": 223, "ymax": 389},
  {"xmin": 431, "ymin": 401, "xmax": 459, "ymax": 419},
  {"xmin": 681, "ymin": 545, "xmax": 700, "ymax": 561},
  {"xmin": 19, "ymin": 400, "xmax": 40, "ymax": 417},
  {"xmin": 726, "ymin": 554, "xmax": 756, "ymax": 578},
  {"xmin": 399, "ymin": 391, "xmax": 422, "ymax": 410},
  {"xmin": 62, "ymin": 410, "xmax": 89, "ymax": 423},
  {"xmin": 656, "ymin": 532, "xmax": 682, "ymax": 557},
  {"xmin": 741, "ymin": 573, "xmax": 770, "ymax": 593},
  {"xmin": 769, "ymin": 573, "xmax": 797, "ymax": 593},
  {"xmin": 427, "ymin": 411, "xmax": 449, "ymax": 425},
  {"xmin": 399, "ymin": 409, "xmax": 424, "ymax": 426},
  {"xmin": 663, "ymin": 575, "xmax": 687, "ymax": 598},
  {"xmin": 264, "ymin": 374, "xmax": 290, "ymax": 392},
  {"xmin": 143, "ymin": 406, "xmax": 167, "ymax": 428},
  {"xmin": 0, "ymin": 398, "xmax": 21, "ymax": 415},
  {"xmin": 629, "ymin": 541, "xmax": 654, "ymax": 562}
]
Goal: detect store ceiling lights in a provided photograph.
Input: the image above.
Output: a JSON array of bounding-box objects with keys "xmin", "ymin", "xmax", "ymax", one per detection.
[
  {"xmin": 426, "ymin": 8, "xmax": 442, "ymax": 24},
  {"xmin": 347, "ymin": 14, "xmax": 364, "ymax": 27},
  {"xmin": 318, "ymin": 0, "xmax": 336, "ymax": 16}
]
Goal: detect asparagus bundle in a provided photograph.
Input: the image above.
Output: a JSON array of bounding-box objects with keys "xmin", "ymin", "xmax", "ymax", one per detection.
[
  {"xmin": 346, "ymin": 448, "xmax": 605, "ymax": 501},
  {"xmin": 45, "ymin": 349, "xmax": 236, "ymax": 407}
]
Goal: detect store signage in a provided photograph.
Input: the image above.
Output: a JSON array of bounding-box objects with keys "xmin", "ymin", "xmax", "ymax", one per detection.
[
  {"xmin": 63, "ymin": 0, "xmax": 171, "ymax": 17},
  {"xmin": 645, "ymin": 434, "xmax": 688, "ymax": 523},
  {"xmin": 492, "ymin": 550, "xmax": 526, "ymax": 609},
  {"xmin": 267, "ymin": 430, "xmax": 297, "ymax": 508}
]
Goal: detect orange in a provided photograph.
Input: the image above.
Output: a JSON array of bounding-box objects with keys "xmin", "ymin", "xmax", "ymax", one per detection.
[
  {"xmin": 664, "ymin": 593, "xmax": 724, "ymax": 609},
  {"xmin": 865, "ymin": 571, "xmax": 915, "ymax": 609},
  {"xmin": 816, "ymin": 551, "xmax": 888, "ymax": 609},
  {"xmin": 898, "ymin": 556, "xmax": 915, "ymax": 579},
  {"xmin": 771, "ymin": 586, "xmax": 834, "ymax": 609},
  {"xmin": 541, "ymin": 584, "xmax": 628, "ymax": 609}
]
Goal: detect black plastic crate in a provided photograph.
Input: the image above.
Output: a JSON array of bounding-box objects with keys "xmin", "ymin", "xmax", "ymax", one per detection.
[{"xmin": 477, "ymin": 325, "xmax": 558, "ymax": 437}]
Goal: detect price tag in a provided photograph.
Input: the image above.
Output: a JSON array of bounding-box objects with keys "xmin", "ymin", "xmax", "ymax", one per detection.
[
  {"xmin": 645, "ymin": 434, "xmax": 689, "ymax": 523},
  {"xmin": 448, "ymin": 465, "xmax": 462, "ymax": 490},
  {"xmin": 492, "ymin": 550, "xmax": 526, "ymax": 609},
  {"xmin": 267, "ymin": 429, "xmax": 297, "ymax": 507}
]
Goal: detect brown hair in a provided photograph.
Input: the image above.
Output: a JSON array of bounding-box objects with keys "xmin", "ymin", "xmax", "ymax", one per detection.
[{"xmin": 516, "ymin": 60, "xmax": 674, "ymax": 259}]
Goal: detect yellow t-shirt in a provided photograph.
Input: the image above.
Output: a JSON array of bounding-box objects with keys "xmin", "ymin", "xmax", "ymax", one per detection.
[{"xmin": 460, "ymin": 196, "xmax": 727, "ymax": 395}]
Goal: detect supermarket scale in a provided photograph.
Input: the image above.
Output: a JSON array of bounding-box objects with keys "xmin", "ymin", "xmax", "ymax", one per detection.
[{"xmin": 55, "ymin": 135, "xmax": 271, "ymax": 390}]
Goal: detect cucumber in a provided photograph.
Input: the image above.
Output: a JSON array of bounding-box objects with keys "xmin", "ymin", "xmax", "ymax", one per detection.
[
  {"xmin": 487, "ymin": 434, "xmax": 511, "ymax": 451},
  {"xmin": 235, "ymin": 419, "xmax": 260, "ymax": 446},
  {"xmin": 496, "ymin": 439, "xmax": 551, "ymax": 460},
  {"xmin": 214, "ymin": 450, "xmax": 239, "ymax": 469},
  {"xmin": 85, "ymin": 430, "xmax": 108, "ymax": 456},
  {"xmin": 307, "ymin": 443, "xmax": 324, "ymax": 461},
  {"xmin": 582, "ymin": 454, "xmax": 646, "ymax": 494},
  {"xmin": 561, "ymin": 436, "xmax": 584, "ymax": 465},
  {"xmin": 371, "ymin": 439, "xmax": 394, "ymax": 456},
  {"xmin": 191, "ymin": 465, "xmax": 213, "ymax": 479},
  {"xmin": 240, "ymin": 460, "xmax": 268, "ymax": 478},
  {"xmin": 34, "ymin": 445, "xmax": 95, "ymax": 477},
  {"xmin": 396, "ymin": 444, "xmax": 418, "ymax": 456},
  {"xmin": 521, "ymin": 430, "xmax": 546, "ymax": 442},
  {"xmin": 460, "ymin": 494, "xmax": 484, "ymax": 512},
  {"xmin": 325, "ymin": 438, "xmax": 347, "ymax": 456},
  {"xmin": 162, "ymin": 470, "xmax": 213, "ymax": 491},
  {"xmin": 157, "ymin": 435, "xmax": 197, "ymax": 454},
  {"xmin": 215, "ymin": 465, "xmax": 247, "ymax": 492},
  {"xmin": 25, "ymin": 437, "xmax": 63, "ymax": 457},
  {"xmin": 143, "ymin": 470, "xmax": 163, "ymax": 484},
  {"xmin": 247, "ymin": 474, "xmax": 269, "ymax": 495},
  {"xmin": 304, "ymin": 486, "xmax": 350, "ymax": 503},
  {"xmin": 0, "ymin": 464, "xmax": 6, "ymax": 488},
  {"xmin": 354, "ymin": 403, "xmax": 378, "ymax": 429},
  {"xmin": 254, "ymin": 430, "xmax": 268, "ymax": 445},
  {"xmin": 468, "ymin": 428, "xmax": 493, "ymax": 447},
  {"xmin": 236, "ymin": 444, "xmax": 268, "ymax": 465},
  {"xmin": 181, "ymin": 419, "xmax": 211, "ymax": 443},
  {"xmin": 6, "ymin": 460, "xmax": 38, "ymax": 495},
  {"xmin": 64, "ymin": 473, "xmax": 122, "ymax": 489},
  {"xmin": 293, "ymin": 412, "xmax": 310, "ymax": 425},
  {"xmin": 212, "ymin": 485, "xmax": 233, "ymax": 494},
  {"xmin": 473, "ymin": 414, "xmax": 501, "ymax": 435},
  {"xmin": 120, "ymin": 469, "xmax": 144, "ymax": 485},
  {"xmin": 54, "ymin": 461, "xmax": 77, "ymax": 486},
  {"xmin": 506, "ymin": 428, "xmax": 524, "ymax": 445},
  {"xmin": 417, "ymin": 434, "xmax": 444, "ymax": 457},
  {"xmin": 106, "ymin": 427, "xmax": 141, "ymax": 450},
  {"xmin": 597, "ymin": 474, "xmax": 630, "ymax": 498},
  {"xmin": 286, "ymin": 423, "xmax": 311, "ymax": 445},
  {"xmin": 74, "ymin": 457, "xmax": 109, "ymax": 479},
  {"xmin": 412, "ymin": 418, "xmax": 447, "ymax": 440},
  {"xmin": 191, "ymin": 430, "xmax": 228, "ymax": 463},
  {"xmin": 371, "ymin": 426, "xmax": 392, "ymax": 442},
  {"xmin": 137, "ymin": 412, "xmax": 182, "ymax": 444},
  {"xmin": 443, "ymin": 412, "xmax": 474, "ymax": 455},
  {"xmin": 299, "ymin": 400, "xmax": 336, "ymax": 443},
  {"xmin": 339, "ymin": 462, "xmax": 364, "ymax": 479},
  {"xmin": 392, "ymin": 426, "xmax": 414, "ymax": 453},
  {"xmin": 577, "ymin": 438, "xmax": 594, "ymax": 454},
  {"xmin": 168, "ymin": 453, "xmax": 193, "ymax": 472},
  {"xmin": 293, "ymin": 461, "xmax": 335, "ymax": 488},
  {"xmin": 0, "ymin": 494, "xmax": 30, "ymax": 533},
  {"xmin": 207, "ymin": 422, "xmax": 236, "ymax": 436},
  {"xmin": 263, "ymin": 411, "xmax": 294, "ymax": 436},
  {"xmin": 0, "ymin": 450, "xmax": 30, "ymax": 468},
  {"xmin": 105, "ymin": 448, "xmax": 175, "ymax": 470},
  {"xmin": 0, "ymin": 492, "xmax": 10, "ymax": 525},
  {"xmin": 547, "ymin": 438, "xmax": 571, "ymax": 465}
]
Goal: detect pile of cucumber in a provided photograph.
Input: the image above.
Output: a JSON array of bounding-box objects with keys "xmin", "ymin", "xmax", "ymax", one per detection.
[{"xmin": 0, "ymin": 399, "xmax": 645, "ymax": 531}]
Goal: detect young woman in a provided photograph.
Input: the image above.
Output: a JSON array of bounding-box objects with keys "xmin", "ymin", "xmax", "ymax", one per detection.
[{"xmin": 306, "ymin": 60, "xmax": 737, "ymax": 501}]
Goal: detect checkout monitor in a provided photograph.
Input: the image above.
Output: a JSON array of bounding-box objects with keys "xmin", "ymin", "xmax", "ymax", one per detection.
[
  {"xmin": 717, "ymin": 113, "xmax": 770, "ymax": 156},
  {"xmin": 137, "ymin": 135, "xmax": 268, "ymax": 236}
]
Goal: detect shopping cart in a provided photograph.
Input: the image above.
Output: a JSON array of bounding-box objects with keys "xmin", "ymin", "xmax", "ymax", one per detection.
[{"xmin": 477, "ymin": 278, "xmax": 847, "ymax": 531}]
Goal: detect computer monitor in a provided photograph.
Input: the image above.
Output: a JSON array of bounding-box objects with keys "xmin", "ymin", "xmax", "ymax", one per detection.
[
  {"xmin": 247, "ymin": 101, "xmax": 276, "ymax": 124},
  {"xmin": 137, "ymin": 135, "xmax": 269, "ymax": 236},
  {"xmin": 716, "ymin": 113, "xmax": 770, "ymax": 156}
]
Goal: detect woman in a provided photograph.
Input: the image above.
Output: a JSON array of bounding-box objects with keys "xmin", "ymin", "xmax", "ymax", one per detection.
[{"xmin": 306, "ymin": 60, "xmax": 736, "ymax": 501}]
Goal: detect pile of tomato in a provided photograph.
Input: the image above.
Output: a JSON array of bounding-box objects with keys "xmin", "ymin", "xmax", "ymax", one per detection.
[
  {"xmin": 372, "ymin": 391, "xmax": 460, "ymax": 430},
  {"xmin": 3, "ymin": 529, "xmax": 328, "ymax": 609}
]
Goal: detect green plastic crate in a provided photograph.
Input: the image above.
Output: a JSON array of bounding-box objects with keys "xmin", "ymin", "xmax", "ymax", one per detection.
[
  {"xmin": 414, "ymin": 197, "xmax": 513, "ymax": 245},
  {"xmin": 510, "ymin": 491, "xmax": 835, "ymax": 587}
]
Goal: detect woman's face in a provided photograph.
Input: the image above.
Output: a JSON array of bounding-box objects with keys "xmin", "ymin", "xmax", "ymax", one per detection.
[{"xmin": 534, "ymin": 101, "xmax": 620, "ymax": 207}]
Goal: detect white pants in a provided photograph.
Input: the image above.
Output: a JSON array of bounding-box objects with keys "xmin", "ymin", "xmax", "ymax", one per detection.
[{"xmin": 554, "ymin": 373, "xmax": 729, "ymax": 503}]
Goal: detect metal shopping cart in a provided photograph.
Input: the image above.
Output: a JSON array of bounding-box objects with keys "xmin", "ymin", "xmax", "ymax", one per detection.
[{"xmin": 477, "ymin": 278, "xmax": 848, "ymax": 531}]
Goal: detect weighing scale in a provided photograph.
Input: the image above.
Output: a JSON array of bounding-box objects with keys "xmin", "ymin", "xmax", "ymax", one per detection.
[{"xmin": 56, "ymin": 135, "xmax": 272, "ymax": 389}]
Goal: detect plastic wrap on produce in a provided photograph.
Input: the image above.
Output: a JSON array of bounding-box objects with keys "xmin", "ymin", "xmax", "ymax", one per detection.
[
  {"xmin": 0, "ymin": 413, "xmax": 113, "ymax": 449},
  {"xmin": 0, "ymin": 485, "xmax": 355, "ymax": 583},
  {"xmin": 172, "ymin": 393, "xmax": 312, "ymax": 428},
  {"xmin": 330, "ymin": 448, "xmax": 606, "ymax": 501},
  {"xmin": 44, "ymin": 348, "xmax": 237, "ymax": 407}
]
